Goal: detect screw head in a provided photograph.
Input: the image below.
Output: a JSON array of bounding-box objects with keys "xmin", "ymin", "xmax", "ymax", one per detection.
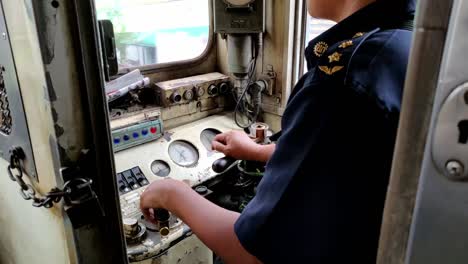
[
  {"xmin": 446, "ymin": 160, "xmax": 465, "ymax": 180},
  {"xmin": 2, "ymin": 33, "xmax": 6, "ymax": 40}
]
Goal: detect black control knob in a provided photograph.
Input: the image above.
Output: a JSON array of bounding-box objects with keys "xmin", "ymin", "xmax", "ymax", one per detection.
[
  {"xmin": 155, "ymin": 208, "xmax": 170, "ymax": 236},
  {"xmin": 219, "ymin": 82, "xmax": 229, "ymax": 94},
  {"xmin": 208, "ymin": 84, "xmax": 218, "ymax": 95},
  {"xmin": 170, "ymin": 92, "xmax": 182, "ymax": 103},
  {"xmin": 212, "ymin": 156, "xmax": 237, "ymax": 173}
]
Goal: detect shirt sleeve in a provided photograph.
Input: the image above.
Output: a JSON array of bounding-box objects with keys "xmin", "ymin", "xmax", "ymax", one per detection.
[{"xmin": 234, "ymin": 76, "xmax": 339, "ymax": 261}]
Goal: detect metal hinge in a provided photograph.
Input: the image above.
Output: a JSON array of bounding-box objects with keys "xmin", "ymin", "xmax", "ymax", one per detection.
[{"xmin": 7, "ymin": 147, "xmax": 104, "ymax": 217}]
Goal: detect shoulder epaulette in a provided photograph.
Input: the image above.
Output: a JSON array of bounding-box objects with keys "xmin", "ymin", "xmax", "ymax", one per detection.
[{"xmin": 316, "ymin": 28, "xmax": 381, "ymax": 80}]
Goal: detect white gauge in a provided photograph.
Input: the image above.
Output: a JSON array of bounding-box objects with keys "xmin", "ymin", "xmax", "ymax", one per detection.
[
  {"xmin": 224, "ymin": 0, "xmax": 255, "ymax": 6},
  {"xmin": 151, "ymin": 160, "xmax": 171, "ymax": 177},
  {"xmin": 200, "ymin": 128, "xmax": 222, "ymax": 151},
  {"xmin": 168, "ymin": 141, "xmax": 199, "ymax": 167}
]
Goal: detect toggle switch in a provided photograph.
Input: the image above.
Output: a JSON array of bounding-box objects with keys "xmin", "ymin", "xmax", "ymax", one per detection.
[
  {"xmin": 122, "ymin": 170, "xmax": 140, "ymax": 190},
  {"xmin": 131, "ymin": 167, "xmax": 149, "ymax": 186}
]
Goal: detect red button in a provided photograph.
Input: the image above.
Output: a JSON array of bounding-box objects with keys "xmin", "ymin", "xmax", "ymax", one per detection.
[{"xmin": 150, "ymin": 127, "xmax": 157, "ymax": 134}]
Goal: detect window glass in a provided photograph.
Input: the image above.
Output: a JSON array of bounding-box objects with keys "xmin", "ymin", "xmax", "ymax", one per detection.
[
  {"xmin": 305, "ymin": 17, "xmax": 335, "ymax": 43},
  {"xmin": 95, "ymin": 0, "xmax": 210, "ymax": 69}
]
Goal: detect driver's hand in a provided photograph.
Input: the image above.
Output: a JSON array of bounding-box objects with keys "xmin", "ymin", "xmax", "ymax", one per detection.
[
  {"xmin": 140, "ymin": 178, "xmax": 186, "ymax": 223},
  {"xmin": 212, "ymin": 130, "xmax": 260, "ymax": 161}
]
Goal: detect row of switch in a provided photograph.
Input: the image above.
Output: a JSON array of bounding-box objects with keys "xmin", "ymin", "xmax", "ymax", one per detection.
[
  {"xmin": 114, "ymin": 127, "xmax": 158, "ymax": 145},
  {"xmin": 117, "ymin": 167, "xmax": 149, "ymax": 194},
  {"xmin": 169, "ymin": 82, "xmax": 230, "ymax": 103}
]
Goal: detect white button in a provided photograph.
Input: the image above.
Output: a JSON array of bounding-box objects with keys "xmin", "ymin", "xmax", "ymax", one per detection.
[
  {"xmin": 128, "ymin": 197, "xmax": 140, "ymax": 204},
  {"xmin": 124, "ymin": 192, "xmax": 139, "ymax": 202}
]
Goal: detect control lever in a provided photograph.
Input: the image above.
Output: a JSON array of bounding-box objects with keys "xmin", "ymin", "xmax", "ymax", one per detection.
[
  {"xmin": 154, "ymin": 208, "xmax": 170, "ymax": 236},
  {"xmin": 212, "ymin": 156, "xmax": 238, "ymax": 174}
]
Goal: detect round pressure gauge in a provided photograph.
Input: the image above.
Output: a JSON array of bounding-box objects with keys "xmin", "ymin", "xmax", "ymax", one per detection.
[
  {"xmin": 168, "ymin": 141, "xmax": 199, "ymax": 167},
  {"xmin": 200, "ymin": 128, "xmax": 222, "ymax": 151},
  {"xmin": 224, "ymin": 0, "xmax": 255, "ymax": 6},
  {"xmin": 151, "ymin": 160, "xmax": 171, "ymax": 177}
]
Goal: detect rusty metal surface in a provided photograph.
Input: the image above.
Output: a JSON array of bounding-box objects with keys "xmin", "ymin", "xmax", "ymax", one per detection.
[
  {"xmin": 132, "ymin": 235, "xmax": 212, "ymax": 264},
  {"xmin": 32, "ymin": 0, "xmax": 88, "ymax": 166}
]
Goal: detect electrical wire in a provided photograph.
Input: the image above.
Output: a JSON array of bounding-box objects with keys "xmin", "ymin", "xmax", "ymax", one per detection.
[
  {"xmin": 215, "ymin": 159, "xmax": 241, "ymax": 175},
  {"xmin": 234, "ymin": 34, "xmax": 261, "ymax": 129},
  {"xmin": 237, "ymin": 161, "xmax": 264, "ymax": 177}
]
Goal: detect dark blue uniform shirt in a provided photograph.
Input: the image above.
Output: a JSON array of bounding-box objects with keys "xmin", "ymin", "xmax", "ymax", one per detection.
[{"xmin": 234, "ymin": 1, "xmax": 416, "ymax": 263}]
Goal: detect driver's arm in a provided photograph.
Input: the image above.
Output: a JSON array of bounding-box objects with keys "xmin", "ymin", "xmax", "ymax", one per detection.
[
  {"xmin": 140, "ymin": 179, "xmax": 261, "ymax": 264},
  {"xmin": 211, "ymin": 131, "xmax": 275, "ymax": 163}
]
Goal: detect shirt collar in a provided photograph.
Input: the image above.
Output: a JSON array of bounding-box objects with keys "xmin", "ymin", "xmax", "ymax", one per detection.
[{"xmin": 305, "ymin": 0, "xmax": 416, "ymax": 70}]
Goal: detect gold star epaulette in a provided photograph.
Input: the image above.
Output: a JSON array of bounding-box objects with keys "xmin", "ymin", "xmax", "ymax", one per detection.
[
  {"xmin": 353, "ymin": 32, "xmax": 365, "ymax": 38},
  {"xmin": 317, "ymin": 31, "xmax": 367, "ymax": 76},
  {"xmin": 314, "ymin": 41, "xmax": 329, "ymax": 57},
  {"xmin": 319, "ymin": 48, "xmax": 346, "ymax": 76},
  {"xmin": 319, "ymin": 66, "xmax": 344, "ymax": 75},
  {"xmin": 339, "ymin": 40, "xmax": 354, "ymax": 49}
]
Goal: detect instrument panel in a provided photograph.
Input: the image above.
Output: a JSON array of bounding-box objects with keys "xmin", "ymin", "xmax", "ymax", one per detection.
[
  {"xmin": 114, "ymin": 113, "xmax": 239, "ymax": 262},
  {"xmin": 114, "ymin": 113, "xmax": 238, "ymax": 186}
]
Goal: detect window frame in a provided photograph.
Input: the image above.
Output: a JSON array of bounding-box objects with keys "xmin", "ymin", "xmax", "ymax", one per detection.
[
  {"xmin": 293, "ymin": 0, "xmax": 308, "ymax": 85},
  {"xmin": 285, "ymin": 0, "xmax": 308, "ymax": 97},
  {"xmin": 108, "ymin": 0, "xmax": 215, "ymax": 75}
]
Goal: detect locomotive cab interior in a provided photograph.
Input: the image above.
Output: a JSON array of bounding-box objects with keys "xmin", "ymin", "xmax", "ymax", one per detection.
[
  {"xmin": 0, "ymin": 0, "xmax": 464, "ymax": 263},
  {"xmin": 95, "ymin": 0, "xmax": 294, "ymax": 262}
]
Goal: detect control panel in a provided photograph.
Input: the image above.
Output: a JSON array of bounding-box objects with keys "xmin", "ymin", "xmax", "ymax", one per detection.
[
  {"xmin": 112, "ymin": 119, "xmax": 163, "ymax": 152},
  {"xmin": 117, "ymin": 167, "xmax": 149, "ymax": 195},
  {"xmin": 155, "ymin": 72, "xmax": 230, "ymax": 107},
  {"xmin": 117, "ymin": 167, "xmax": 190, "ymax": 262},
  {"xmin": 111, "ymin": 108, "xmax": 164, "ymax": 153},
  {"xmin": 114, "ymin": 114, "xmax": 239, "ymax": 262}
]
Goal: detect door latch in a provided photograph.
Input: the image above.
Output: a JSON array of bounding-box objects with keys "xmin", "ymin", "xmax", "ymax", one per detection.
[
  {"xmin": 433, "ymin": 82, "xmax": 468, "ymax": 181},
  {"xmin": 7, "ymin": 147, "xmax": 104, "ymax": 225}
]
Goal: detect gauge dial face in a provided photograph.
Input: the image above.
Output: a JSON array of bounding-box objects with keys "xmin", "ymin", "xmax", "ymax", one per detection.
[
  {"xmin": 151, "ymin": 160, "xmax": 171, "ymax": 177},
  {"xmin": 168, "ymin": 141, "xmax": 199, "ymax": 167},
  {"xmin": 200, "ymin": 128, "xmax": 222, "ymax": 151},
  {"xmin": 224, "ymin": 0, "xmax": 255, "ymax": 6}
]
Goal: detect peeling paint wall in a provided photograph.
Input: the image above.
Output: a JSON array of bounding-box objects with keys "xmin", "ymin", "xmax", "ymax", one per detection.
[
  {"xmin": 0, "ymin": 0, "xmax": 77, "ymax": 263},
  {"xmin": 0, "ymin": 160, "xmax": 71, "ymax": 264},
  {"xmin": 32, "ymin": 0, "xmax": 88, "ymax": 165}
]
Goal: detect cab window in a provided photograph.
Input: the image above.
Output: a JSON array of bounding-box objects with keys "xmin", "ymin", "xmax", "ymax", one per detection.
[
  {"xmin": 304, "ymin": 17, "xmax": 335, "ymax": 73},
  {"xmin": 95, "ymin": 0, "xmax": 210, "ymax": 70},
  {"xmin": 305, "ymin": 17, "xmax": 335, "ymax": 43}
]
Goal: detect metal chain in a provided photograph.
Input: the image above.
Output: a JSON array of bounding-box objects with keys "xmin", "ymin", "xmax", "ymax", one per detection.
[
  {"xmin": 0, "ymin": 65, "xmax": 12, "ymax": 135},
  {"xmin": 7, "ymin": 147, "xmax": 90, "ymax": 209}
]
